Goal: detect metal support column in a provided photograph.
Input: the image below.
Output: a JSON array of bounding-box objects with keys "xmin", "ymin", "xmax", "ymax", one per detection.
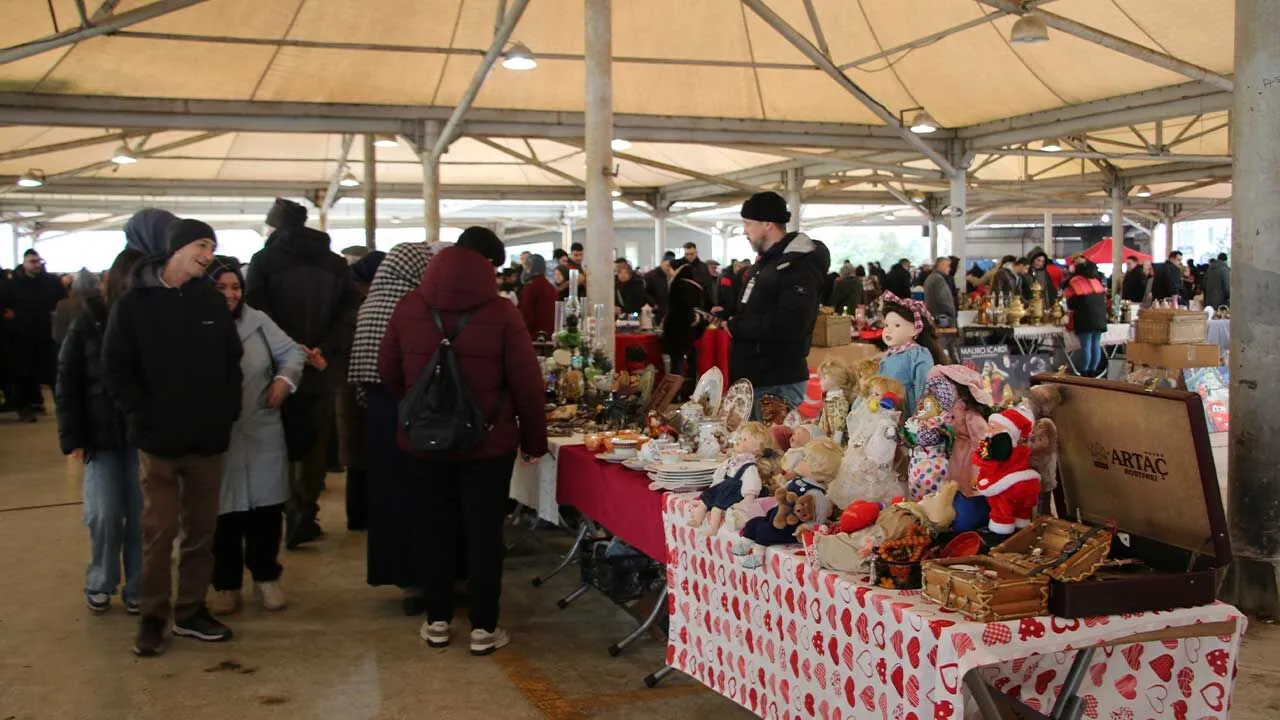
[
  {"xmin": 1227, "ymin": 0, "xmax": 1280, "ymax": 618},
  {"xmin": 786, "ymin": 167, "xmax": 803, "ymax": 232},
  {"xmin": 1044, "ymin": 211, "xmax": 1055, "ymax": 257},
  {"xmin": 653, "ymin": 208, "xmax": 668, "ymax": 266},
  {"xmin": 949, "ymin": 170, "xmax": 967, "ymax": 288},
  {"xmin": 928, "ymin": 217, "xmax": 939, "ymax": 260},
  {"xmin": 421, "ymin": 120, "xmax": 441, "ymax": 242},
  {"xmin": 1110, "ymin": 185, "xmax": 1125, "ymax": 295},
  {"xmin": 363, "ymin": 134, "xmax": 377, "ymax": 250},
  {"xmin": 585, "ymin": 0, "xmax": 616, "ymax": 361},
  {"xmin": 561, "ymin": 216, "xmax": 574, "ymax": 252},
  {"xmin": 1164, "ymin": 214, "xmax": 1175, "ymax": 260}
]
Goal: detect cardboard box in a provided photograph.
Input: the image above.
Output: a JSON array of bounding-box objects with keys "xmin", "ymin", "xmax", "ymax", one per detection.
[
  {"xmin": 1127, "ymin": 342, "xmax": 1220, "ymax": 369},
  {"xmin": 811, "ymin": 314, "xmax": 852, "ymax": 347}
]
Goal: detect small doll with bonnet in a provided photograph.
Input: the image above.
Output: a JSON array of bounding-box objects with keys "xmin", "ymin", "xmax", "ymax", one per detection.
[
  {"xmin": 817, "ymin": 357, "xmax": 856, "ymax": 444},
  {"xmin": 688, "ymin": 422, "xmax": 779, "ymax": 535},
  {"xmin": 877, "ymin": 292, "xmax": 949, "ymax": 414},
  {"xmin": 901, "ymin": 374, "xmax": 957, "ymax": 501},
  {"xmin": 827, "ymin": 375, "xmax": 908, "ymax": 509}
]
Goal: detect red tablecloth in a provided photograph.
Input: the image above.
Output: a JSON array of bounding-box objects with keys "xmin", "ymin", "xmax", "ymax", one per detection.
[
  {"xmin": 556, "ymin": 445, "xmax": 667, "ymax": 561},
  {"xmin": 857, "ymin": 329, "xmax": 883, "ymax": 342},
  {"xmin": 662, "ymin": 494, "xmax": 1245, "ymax": 720},
  {"xmin": 615, "ymin": 327, "xmax": 731, "ymax": 390}
]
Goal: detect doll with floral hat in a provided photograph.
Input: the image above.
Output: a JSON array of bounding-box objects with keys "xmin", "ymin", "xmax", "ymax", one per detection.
[
  {"xmin": 687, "ymin": 422, "xmax": 779, "ymax": 535},
  {"xmin": 877, "ymin": 292, "xmax": 949, "ymax": 415},
  {"xmin": 901, "ymin": 374, "xmax": 957, "ymax": 501},
  {"xmin": 972, "ymin": 406, "xmax": 1041, "ymax": 535},
  {"xmin": 827, "ymin": 375, "xmax": 907, "ymax": 510}
]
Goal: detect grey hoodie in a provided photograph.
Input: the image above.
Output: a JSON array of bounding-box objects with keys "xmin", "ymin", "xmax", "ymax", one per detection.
[{"xmin": 123, "ymin": 208, "xmax": 178, "ymax": 257}]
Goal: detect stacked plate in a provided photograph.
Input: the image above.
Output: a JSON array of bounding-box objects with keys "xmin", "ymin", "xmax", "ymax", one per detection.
[{"xmin": 646, "ymin": 460, "xmax": 720, "ymax": 492}]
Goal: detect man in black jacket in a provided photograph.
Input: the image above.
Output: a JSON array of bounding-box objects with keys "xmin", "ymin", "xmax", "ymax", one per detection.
[
  {"xmin": 1121, "ymin": 256, "xmax": 1148, "ymax": 303},
  {"xmin": 4, "ymin": 249, "xmax": 65, "ymax": 421},
  {"xmin": 103, "ymin": 219, "xmax": 243, "ymax": 656},
  {"xmin": 1151, "ymin": 250, "xmax": 1185, "ymax": 302},
  {"xmin": 883, "ymin": 258, "xmax": 913, "ymax": 299},
  {"xmin": 246, "ymin": 198, "xmax": 359, "ymax": 548},
  {"xmin": 725, "ymin": 192, "xmax": 822, "ymax": 416}
]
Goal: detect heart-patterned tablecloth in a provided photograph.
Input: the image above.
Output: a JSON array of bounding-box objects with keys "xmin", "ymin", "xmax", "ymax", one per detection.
[{"xmin": 663, "ymin": 494, "xmax": 1245, "ymax": 720}]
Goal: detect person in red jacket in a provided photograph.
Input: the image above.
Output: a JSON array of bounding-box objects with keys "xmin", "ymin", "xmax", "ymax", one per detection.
[
  {"xmin": 518, "ymin": 253, "xmax": 556, "ymax": 338},
  {"xmin": 377, "ymin": 227, "xmax": 547, "ymax": 656}
]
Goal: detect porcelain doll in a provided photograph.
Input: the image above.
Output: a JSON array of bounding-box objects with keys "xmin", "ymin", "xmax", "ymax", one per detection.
[
  {"xmin": 926, "ymin": 364, "xmax": 993, "ymax": 496},
  {"xmin": 731, "ymin": 438, "xmax": 841, "ymax": 568},
  {"xmin": 688, "ymin": 423, "xmax": 777, "ymax": 535},
  {"xmin": 817, "ymin": 358, "xmax": 856, "ymax": 444},
  {"xmin": 780, "ymin": 423, "xmax": 824, "ymax": 477},
  {"xmin": 877, "ymin": 291, "xmax": 948, "ymax": 415},
  {"xmin": 901, "ymin": 375, "xmax": 956, "ymax": 501},
  {"xmin": 827, "ymin": 375, "xmax": 907, "ymax": 510}
]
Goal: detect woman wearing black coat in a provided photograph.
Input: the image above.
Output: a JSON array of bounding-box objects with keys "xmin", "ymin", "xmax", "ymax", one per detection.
[
  {"xmin": 55, "ymin": 263, "xmax": 143, "ymax": 614},
  {"xmin": 662, "ymin": 259, "xmax": 709, "ymax": 384}
]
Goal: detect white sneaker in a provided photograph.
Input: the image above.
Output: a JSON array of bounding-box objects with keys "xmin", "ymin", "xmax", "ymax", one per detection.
[
  {"xmin": 421, "ymin": 621, "xmax": 451, "ymax": 648},
  {"xmin": 470, "ymin": 628, "xmax": 510, "ymax": 656},
  {"xmin": 86, "ymin": 592, "xmax": 110, "ymax": 613},
  {"xmin": 256, "ymin": 582, "xmax": 287, "ymax": 611}
]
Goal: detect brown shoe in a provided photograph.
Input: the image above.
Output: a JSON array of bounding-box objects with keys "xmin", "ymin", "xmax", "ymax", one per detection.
[
  {"xmin": 255, "ymin": 582, "xmax": 287, "ymax": 611},
  {"xmin": 209, "ymin": 590, "xmax": 243, "ymax": 616}
]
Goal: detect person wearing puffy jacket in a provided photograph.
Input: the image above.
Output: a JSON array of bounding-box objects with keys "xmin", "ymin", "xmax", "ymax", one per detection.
[
  {"xmin": 378, "ymin": 227, "xmax": 547, "ymax": 656},
  {"xmin": 1063, "ymin": 260, "xmax": 1109, "ymax": 377}
]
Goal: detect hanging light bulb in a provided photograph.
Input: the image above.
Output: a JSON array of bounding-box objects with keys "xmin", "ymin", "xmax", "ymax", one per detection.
[
  {"xmin": 1010, "ymin": 14, "xmax": 1049, "ymax": 44},
  {"xmin": 110, "ymin": 144, "xmax": 138, "ymax": 165},
  {"xmin": 339, "ymin": 171, "xmax": 360, "ymax": 188},
  {"xmin": 15, "ymin": 170, "xmax": 45, "ymax": 188},
  {"xmin": 909, "ymin": 190, "xmax": 926, "ymax": 204},
  {"xmin": 1100, "ymin": 211, "xmax": 1111, "ymax": 223},
  {"xmin": 1040, "ymin": 138, "xmax": 1062, "ymax": 152},
  {"xmin": 501, "ymin": 42, "xmax": 538, "ymax": 71},
  {"xmin": 373, "ymin": 134, "xmax": 400, "ymax": 148},
  {"xmin": 1134, "ymin": 185, "xmax": 1153, "ymax": 198},
  {"xmin": 908, "ymin": 110, "xmax": 939, "ymax": 134},
  {"xmin": 610, "ymin": 138, "xmax": 632, "ymax": 152}
]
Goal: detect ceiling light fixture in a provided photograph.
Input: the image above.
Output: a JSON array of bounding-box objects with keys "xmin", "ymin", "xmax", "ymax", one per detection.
[
  {"xmin": 610, "ymin": 138, "xmax": 632, "ymax": 152},
  {"xmin": 373, "ymin": 134, "xmax": 400, "ymax": 148},
  {"xmin": 908, "ymin": 110, "xmax": 939, "ymax": 134},
  {"xmin": 501, "ymin": 42, "xmax": 538, "ymax": 71},
  {"xmin": 909, "ymin": 190, "xmax": 927, "ymax": 204},
  {"xmin": 1134, "ymin": 185, "xmax": 1153, "ymax": 198},
  {"xmin": 1040, "ymin": 138, "xmax": 1063, "ymax": 152},
  {"xmin": 1100, "ymin": 211, "xmax": 1111, "ymax": 223},
  {"xmin": 110, "ymin": 144, "xmax": 138, "ymax": 165},
  {"xmin": 339, "ymin": 171, "xmax": 360, "ymax": 188},
  {"xmin": 16, "ymin": 170, "xmax": 45, "ymax": 188},
  {"xmin": 1010, "ymin": 14, "xmax": 1050, "ymax": 44}
]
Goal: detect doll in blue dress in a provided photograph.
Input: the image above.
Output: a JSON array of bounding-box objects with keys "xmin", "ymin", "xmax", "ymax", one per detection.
[
  {"xmin": 688, "ymin": 422, "xmax": 778, "ymax": 535},
  {"xmin": 877, "ymin": 291, "xmax": 950, "ymax": 414}
]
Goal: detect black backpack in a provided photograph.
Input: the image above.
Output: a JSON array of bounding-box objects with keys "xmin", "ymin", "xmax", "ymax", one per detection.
[{"xmin": 398, "ymin": 308, "xmax": 501, "ymax": 454}]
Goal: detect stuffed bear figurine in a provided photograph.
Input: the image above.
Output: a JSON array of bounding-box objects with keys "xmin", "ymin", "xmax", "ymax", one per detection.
[
  {"xmin": 731, "ymin": 438, "xmax": 842, "ymax": 568},
  {"xmin": 971, "ymin": 407, "xmax": 1042, "ymax": 535}
]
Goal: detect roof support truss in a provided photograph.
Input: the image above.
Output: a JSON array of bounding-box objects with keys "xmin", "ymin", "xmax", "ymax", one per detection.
[
  {"xmin": 0, "ymin": 130, "xmax": 224, "ymax": 197},
  {"xmin": 0, "ymin": 129, "xmax": 151, "ymax": 162},
  {"xmin": 0, "ymin": 0, "xmax": 211, "ymax": 66}
]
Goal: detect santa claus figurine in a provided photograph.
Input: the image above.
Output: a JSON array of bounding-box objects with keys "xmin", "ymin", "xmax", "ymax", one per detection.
[{"xmin": 971, "ymin": 407, "xmax": 1041, "ymax": 535}]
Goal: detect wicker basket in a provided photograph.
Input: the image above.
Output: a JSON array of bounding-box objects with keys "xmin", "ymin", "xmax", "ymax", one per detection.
[
  {"xmin": 921, "ymin": 557, "xmax": 1049, "ymax": 622},
  {"xmin": 990, "ymin": 517, "xmax": 1113, "ymax": 582},
  {"xmin": 1135, "ymin": 308, "xmax": 1208, "ymax": 345}
]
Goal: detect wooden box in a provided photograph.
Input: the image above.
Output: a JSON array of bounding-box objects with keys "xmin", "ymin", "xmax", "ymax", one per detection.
[
  {"xmin": 1031, "ymin": 374, "xmax": 1231, "ymax": 618},
  {"xmin": 1127, "ymin": 341, "xmax": 1220, "ymax": 369},
  {"xmin": 811, "ymin": 313, "xmax": 852, "ymax": 347},
  {"xmin": 922, "ymin": 517, "xmax": 1109, "ymax": 622},
  {"xmin": 1135, "ymin": 308, "xmax": 1208, "ymax": 344},
  {"xmin": 921, "ymin": 557, "xmax": 1049, "ymax": 623}
]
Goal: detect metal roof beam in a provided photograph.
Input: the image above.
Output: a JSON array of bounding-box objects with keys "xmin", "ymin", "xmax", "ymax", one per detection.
[
  {"xmin": 730, "ymin": 145, "xmax": 945, "ymax": 179},
  {"xmin": 976, "ymin": 1, "xmax": 1233, "ymax": 92},
  {"xmin": 0, "ymin": 130, "xmax": 153, "ymax": 162},
  {"xmin": 740, "ymin": 0, "xmax": 957, "ymax": 174},
  {"xmin": 557, "ymin": 140, "xmax": 765, "ymax": 194},
  {"xmin": 0, "ymin": 0, "xmax": 210, "ymax": 66},
  {"xmin": 0, "ymin": 131, "xmax": 224, "ymax": 197},
  {"xmin": 987, "ymin": 148, "xmax": 1231, "ymax": 164},
  {"xmin": 958, "ymin": 82, "xmax": 1230, "ymax": 149}
]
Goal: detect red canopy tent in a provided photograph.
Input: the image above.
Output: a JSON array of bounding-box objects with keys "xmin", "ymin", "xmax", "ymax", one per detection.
[{"xmin": 1078, "ymin": 237, "xmax": 1151, "ymax": 265}]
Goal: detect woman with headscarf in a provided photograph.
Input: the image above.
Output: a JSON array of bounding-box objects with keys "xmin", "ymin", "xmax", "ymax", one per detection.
[
  {"xmin": 339, "ymin": 251, "xmax": 385, "ymax": 531},
  {"xmin": 56, "ymin": 264, "xmax": 142, "ymax": 614},
  {"xmin": 207, "ymin": 263, "xmax": 306, "ymax": 615}
]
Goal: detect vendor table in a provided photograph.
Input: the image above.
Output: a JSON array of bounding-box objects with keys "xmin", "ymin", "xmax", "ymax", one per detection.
[
  {"xmin": 662, "ymin": 494, "xmax": 1245, "ymax": 720},
  {"xmin": 556, "ymin": 445, "xmax": 666, "ymax": 560},
  {"xmin": 963, "ymin": 324, "xmax": 1065, "ymax": 355},
  {"xmin": 509, "ymin": 435, "xmax": 581, "ymax": 526},
  {"xmin": 614, "ymin": 327, "xmax": 731, "ymax": 386}
]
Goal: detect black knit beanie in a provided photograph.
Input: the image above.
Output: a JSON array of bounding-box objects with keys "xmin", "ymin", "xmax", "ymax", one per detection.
[
  {"xmin": 740, "ymin": 191, "xmax": 791, "ymax": 225},
  {"xmin": 266, "ymin": 197, "xmax": 308, "ymax": 229},
  {"xmin": 166, "ymin": 219, "xmax": 217, "ymax": 256},
  {"xmin": 457, "ymin": 226, "xmax": 506, "ymax": 267}
]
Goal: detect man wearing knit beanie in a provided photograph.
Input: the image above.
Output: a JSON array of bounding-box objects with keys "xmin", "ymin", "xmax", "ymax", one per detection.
[
  {"xmin": 728, "ymin": 191, "xmax": 824, "ymax": 418},
  {"xmin": 265, "ymin": 198, "xmax": 308, "ymax": 233},
  {"xmin": 103, "ymin": 216, "xmax": 244, "ymax": 655}
]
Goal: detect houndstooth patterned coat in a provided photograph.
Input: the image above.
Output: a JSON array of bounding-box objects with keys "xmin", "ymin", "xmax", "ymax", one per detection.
[{"xmin": 347, "ymin": 241, "xmax": 445, "ymax": 394}]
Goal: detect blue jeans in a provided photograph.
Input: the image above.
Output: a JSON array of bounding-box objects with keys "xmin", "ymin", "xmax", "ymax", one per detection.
[
  {"xmin": 82, "ymin": 449, "xmax": 143, "ymax": 599},
  {"xmin": 752, "ymin": 381, "xmax": 809, "ymax": 420},
  {"xmin": 1076, "ymin": 332, "xmax": 1103, "ymax": 376}
]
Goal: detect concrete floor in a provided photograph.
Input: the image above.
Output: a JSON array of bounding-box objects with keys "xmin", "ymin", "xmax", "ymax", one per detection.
[{"xmin": 2, "ymin": 408, "xmax": 1279, "ymax": 720}]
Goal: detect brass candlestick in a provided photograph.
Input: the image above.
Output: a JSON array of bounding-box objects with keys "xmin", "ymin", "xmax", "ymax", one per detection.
[
  {"xmin": 1027, "ymin": 280, "xmax": 1045, "ymax": 325},
  {"xmin": 1007, "ymin": 296, "xmax": 1027, "ymax": 326}
]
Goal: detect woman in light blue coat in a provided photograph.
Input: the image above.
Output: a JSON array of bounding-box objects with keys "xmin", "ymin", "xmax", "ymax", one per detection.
[{"xmin": 208, "ymin": 264, "xmax": 306, "ymax": 615}]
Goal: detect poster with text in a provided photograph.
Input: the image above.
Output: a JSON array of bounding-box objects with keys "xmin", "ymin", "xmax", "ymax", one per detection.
[{"xmin": 957, "ymin": 344, "xmax": 1056, "ymax": 406}]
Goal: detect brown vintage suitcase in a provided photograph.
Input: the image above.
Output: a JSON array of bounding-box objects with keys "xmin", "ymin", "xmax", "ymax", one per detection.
[{"xmin": 1031, "ymin": 374, "xmax": 1231, "ymax": 617}]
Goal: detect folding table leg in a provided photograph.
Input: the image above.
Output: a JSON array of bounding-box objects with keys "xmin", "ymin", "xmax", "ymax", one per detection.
[
  {"xmin": 608, "ymin": 582, "xmax": 669, "ymax": 657},
  {"xmin": 963, "ymin": 670, "xmax": 1006, "ymax": 720},
  {"xmin": 532, "ymin": 519, "xmax": 592, "ymax": 588},
  {"xmin": 556, "ymin": 583, "xmax": 590, "ymax": 610},
  {"xmin": 643, "ymin": 665, "xmax": 675, "ymax": 688},
  {"xmin": 1050, "ymin": 647, "xmax": 1096, "ymax": 720}
]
